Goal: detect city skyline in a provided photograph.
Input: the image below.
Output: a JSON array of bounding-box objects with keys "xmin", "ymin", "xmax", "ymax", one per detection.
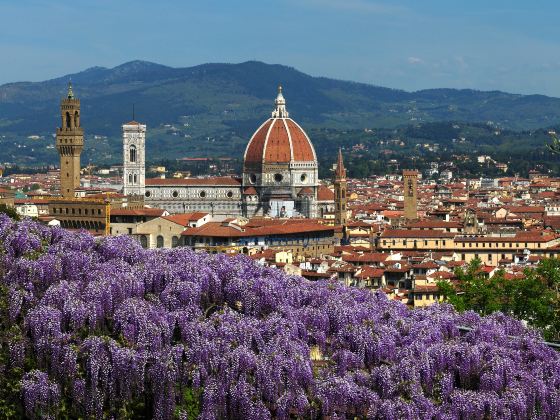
[{"xmin": 2, "ymin": 0, "xmax": 560, "ymax": 96}]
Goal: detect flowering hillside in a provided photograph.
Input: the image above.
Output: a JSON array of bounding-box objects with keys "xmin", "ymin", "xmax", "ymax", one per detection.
[{"xmin": 1, "ymin": 216, "xmax": 559, "ymax": 419}]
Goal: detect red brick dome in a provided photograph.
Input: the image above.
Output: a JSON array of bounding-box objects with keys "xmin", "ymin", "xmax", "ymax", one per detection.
[{"xmin": 244, "ymin": 87, "xmax": 317, "ymax": 166}]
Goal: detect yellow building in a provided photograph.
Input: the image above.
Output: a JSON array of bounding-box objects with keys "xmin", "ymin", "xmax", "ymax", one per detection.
[{"xmin": 380, "ymin": 229, "xmax": 560, "ymax": 265}]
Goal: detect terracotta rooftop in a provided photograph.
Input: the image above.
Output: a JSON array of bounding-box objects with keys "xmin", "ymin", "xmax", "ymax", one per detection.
[
  {"xmin": 162, "ymin": 212, "xmax": 209, "ymax": 226},
  {"xmin": 244, "ymin": 118, "xmax": 316, "ymax": 165},
  {"xmin": 317, "ymin": 185, "xmax": 334, "ymax": 201},
  {"xmin": 110, "ymin": 208, "xmax": 166, "ymax": 217},
  {"xmin": 381, "ymin": 229, "xmax": 456, "ymax": 239},
  {"xmin": 146, "ymin": 177, "xmax": 241, "ymax": 186},
  {"xmin": 181, "ymin": 220, "xmax": 335, "ymax": 238}
]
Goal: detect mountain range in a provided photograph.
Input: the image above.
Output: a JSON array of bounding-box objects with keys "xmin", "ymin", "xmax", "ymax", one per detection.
[{"xmin": 2, "ymin": 60, "xmax": 560, "ymax": 139}]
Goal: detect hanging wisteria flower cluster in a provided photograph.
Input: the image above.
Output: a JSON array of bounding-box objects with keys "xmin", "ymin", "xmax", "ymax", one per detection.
[{"xmin": 1, "ymin": 214, "xmax": 560, "ymax": 419}]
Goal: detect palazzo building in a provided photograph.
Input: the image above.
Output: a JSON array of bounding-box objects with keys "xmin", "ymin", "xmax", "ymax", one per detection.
[{"xmin": 140, "ymin": 86, "xmax": 334, "ymax": 218}]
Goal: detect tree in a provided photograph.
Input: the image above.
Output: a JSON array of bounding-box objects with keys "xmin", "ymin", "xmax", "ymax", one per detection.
[
  {"xmin": 0, "ymin": 205, "xmax": 19, "ymax": 221},
  {"xmin": 438, "ymin": 258, "xmax": 560, "ymax": 341},
  {"xmin": 547, "ymin": 132, "xmax": 560, "ymax": 155}
]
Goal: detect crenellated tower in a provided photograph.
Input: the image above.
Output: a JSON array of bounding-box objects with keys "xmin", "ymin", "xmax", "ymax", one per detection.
[
  {"xmin": 334, "ymin": 148, "xmax": 347, "ymax": 226},
  {"xmin": 56, "ymin": 82, "xmax": 83, "ymax": 198}
]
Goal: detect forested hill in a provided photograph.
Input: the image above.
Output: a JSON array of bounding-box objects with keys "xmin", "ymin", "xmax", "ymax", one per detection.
[{"xmin": 2, "ymin": 60, "xmax": 560, "ymax": 138}]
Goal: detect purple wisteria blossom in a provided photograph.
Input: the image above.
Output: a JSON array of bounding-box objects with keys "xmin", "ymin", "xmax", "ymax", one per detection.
[{"xmin": 0, "ymin": 214, "xmax": 558, "ymax": 419}]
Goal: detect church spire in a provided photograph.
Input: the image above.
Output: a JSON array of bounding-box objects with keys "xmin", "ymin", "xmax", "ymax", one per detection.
[
  {"xmin": 333, "ymin": 148, "xmax": 348, "ymax": 226},
  {"xmin": 271, "ymin": 85, "xmax": 289, "ymax": 118},
  {"xmin": 335, "ymin": 148, "xmax": 346, "ymax": 179},
  {"xmin": 67, "ymin": 80, "xmax": 74, "ymax": 99}
]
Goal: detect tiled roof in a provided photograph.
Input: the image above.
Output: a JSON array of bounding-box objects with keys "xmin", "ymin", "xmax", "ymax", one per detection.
[
  {"xmin": 182, "ymin": 220, "xmax": 335, "ymax": 238},
  {"xmin": 110, "ymin": 208, "xmax": 166, "ymax": 217},
  {"xmin": 162, "ymin": 212, "xmax": 208, "ymax": 226},
  {"xmin": 244, "ymin": 118, "xmax": 316, "ymax": 165},
  {"xmin": 146, "ymin": 177, "xmax": 241, "ymax": 186},
  {"xmin": 381, "ymin": 229, "xmax": 455, "ymax": 239},
  {"xmin": 317, "ymin": 185, "xmax": 334, "ymax": 201},
  {"xmin": 243, "ymin": 187, "xmax": 258, "ymax": 195}
]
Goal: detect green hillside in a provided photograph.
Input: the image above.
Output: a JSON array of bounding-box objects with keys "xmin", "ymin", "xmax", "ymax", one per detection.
[{"xmin": 1, "ymin": 60, "xmax": 560, "ymax": 167}]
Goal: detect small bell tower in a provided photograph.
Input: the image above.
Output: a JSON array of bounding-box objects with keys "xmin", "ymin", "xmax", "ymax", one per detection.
[
  {"xmin": 56, "ymin": 82, "xmax": 84, "ymax": 199},
  {"xmin": 334, "ymin": 148, "xmax": 347, "ymax": 226}
]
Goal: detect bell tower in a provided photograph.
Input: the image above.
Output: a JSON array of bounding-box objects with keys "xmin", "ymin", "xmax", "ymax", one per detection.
[
  {"xmin": 403, "ymin": 170, "xmax": 418, "ymax": 220},
  {"xmin": 56, "ymin": 82, "xmax": 83, "ymax": 199},
  {"xmin": 123, "ymin": 119, "xmax": 146, "ymax": 198},
  {"xmin": 334, "ymin": 148, "xmax": 347, "ymax": 226}
]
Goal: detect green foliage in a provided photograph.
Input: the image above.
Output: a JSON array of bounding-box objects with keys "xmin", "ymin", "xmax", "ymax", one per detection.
[
  {"xmin": 438, "ymin": 258, "xmax": 560, "ymax": 341},
  {"xmin": 547, "ymin": 132, "xmax": 560, "ymax": 155},
  {"xmin": 0, "ymin": 204, "xmax": 19, "ymax": 221}
]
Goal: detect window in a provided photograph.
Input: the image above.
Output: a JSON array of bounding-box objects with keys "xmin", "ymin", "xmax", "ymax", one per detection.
[
  {"xmin": 443, "ymin": 240, "xmax": 446, "ymax": 246},
  {"xmin": 300, "ymin": 173, "xmax": 308, "ymax": 183},
  {"xmin": 172, "ymin": 236, "xmax": 179, "ymax": 248},
  {"xmin": 140, "ymin": 235, "xmax": 148, "ymax": 248},
  {"xmin": 274, "ymin": 173, "xmax": 283, "ymax": 182},
  {"xmin": 172, "ymin": 191, "xmax": 179, "ymax": 198},
  {"xmin": 488, "ymin": 254, "xmax": 492, "ymax": 261},
  {"xmin": 227, "ymin": 191, "xmax": 233, "ymax": 198},
  {"xmin": 461, "ymin": 253, "xmax": 465, "ymax": 261},
  {"xmin": 156, "ymin": 235, "xmax": 164, "ymax": 248},
  {"xmin": 199, "ymin": 191, "xmax": 206, "ymax": 198},
  {"xmin": 249, "ymin": 173, "xmax": 257, "ymax": 184},
  {"xmin": 128, "ymin": 174, "xmax": 133, "ymax": 184},
  {"xmin": 129, "ymin": 145, "xmax": 137, "ymax": 163},
  {"xmin": 133, "ymin": 174, "xmax": 137, "ymax": 184}
]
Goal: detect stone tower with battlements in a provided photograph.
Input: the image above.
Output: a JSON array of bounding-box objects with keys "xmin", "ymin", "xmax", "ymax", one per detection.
[
  {"xmin": 56, "ymin": 82, "xmax": 83, "ymax": 199},
  {"xmin": 403, "ymin": 169, "xmax": 418, "ymax": 220},
  {"xmin": 334, "ymin": 149, "xmax": 348, "ymax": 226},
  {"xmin": 123, "ymin": 120, "xmax": 146, "ymax": 197}
]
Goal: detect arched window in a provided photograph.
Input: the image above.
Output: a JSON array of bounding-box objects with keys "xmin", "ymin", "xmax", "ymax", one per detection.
[
  {"xmin": 133, "ymin": 174, "xmax": 137, "ymax": 184},
  {"xmin": 140, "ymin": 235, "xmax": 148, "ymax": 248},
  {"xmin": 156, "ymin": 235, "xmax": 164, "ymax": 248},
  {"xmin": 129, "ymin": 145, "xmax": 137, "ymax": 163},
  {"xmin": 128, "ymin": 174, "xmax": 132, "ymax": 184},
  {"xmin": 65, "ymin": 112, "xmax": 71, "ymax": 128},
  {"xmin": 74, "ymin": 111, "xmax": 80, "ymax": 127},
  {"xmin": 172, "ymin": 236, "xmax": 179, "ymax": 248}
]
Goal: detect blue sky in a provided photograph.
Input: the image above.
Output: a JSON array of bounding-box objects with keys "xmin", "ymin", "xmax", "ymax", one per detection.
[{"xmin": 2, "ymin": 0, "xmax": 560, "ymax": 95}]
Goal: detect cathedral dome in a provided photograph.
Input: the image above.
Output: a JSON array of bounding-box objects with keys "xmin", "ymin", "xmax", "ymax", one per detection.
[{"xmin": 244, "ymin": 87, "xmax": 317, "ymax": 168}]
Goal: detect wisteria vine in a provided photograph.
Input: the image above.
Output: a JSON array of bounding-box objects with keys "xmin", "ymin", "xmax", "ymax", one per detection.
[{"xmin": 0, "ymin": 214, "xmax": 559, "ymax": 419}]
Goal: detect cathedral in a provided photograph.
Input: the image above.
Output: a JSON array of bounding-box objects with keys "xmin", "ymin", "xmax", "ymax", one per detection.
[{"xmin": 127, "ymin": 87, "xmax": 335, "ymax": 218}]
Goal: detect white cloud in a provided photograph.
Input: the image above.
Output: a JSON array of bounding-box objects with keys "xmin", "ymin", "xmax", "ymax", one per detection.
[{"xmin": 408, "ymin": 56, "xmax": 424, "ymax": 65}]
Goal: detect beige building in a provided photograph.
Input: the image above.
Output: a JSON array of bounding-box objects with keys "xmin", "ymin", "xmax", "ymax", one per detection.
[
  {"xmin": 135, "ymin": 213, "xmax": 210, "ymax": 248},
  {"xmin": 379, "ymin": 229, "xmax": 560, "ymax": 265}
]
